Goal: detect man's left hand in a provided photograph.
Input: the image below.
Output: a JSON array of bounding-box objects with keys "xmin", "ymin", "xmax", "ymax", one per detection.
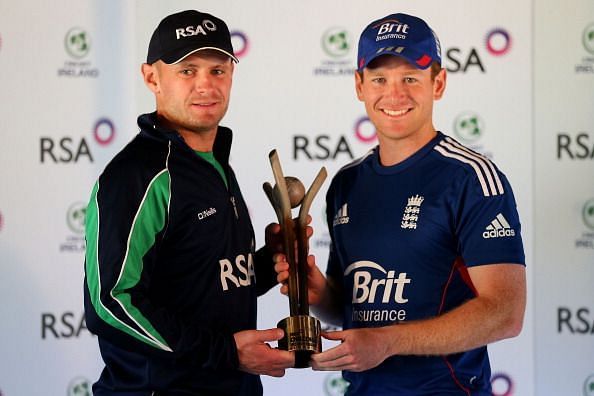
[{"xmin": 310, "ymin": 327, "xmax": 391, "ymax": 372}]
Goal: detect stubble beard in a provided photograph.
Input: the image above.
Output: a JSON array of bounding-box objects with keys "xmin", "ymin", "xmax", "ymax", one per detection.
[{"xmin": 160, "ymin": 102, "xmax": 228, "ymax": 135}]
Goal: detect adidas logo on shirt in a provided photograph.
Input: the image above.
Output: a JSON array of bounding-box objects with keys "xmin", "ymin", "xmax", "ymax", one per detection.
[
  {"xmin": 483, "ymin": 213, "xmax": 516, "ymax": 239},
  {"xmin": 333, "ymin": 203, "xmax": 350, "ymax": 226}
]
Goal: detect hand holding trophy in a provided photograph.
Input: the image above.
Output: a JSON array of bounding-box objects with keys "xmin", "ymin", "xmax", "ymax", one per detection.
[{"xmin": 263, "ymin": 150, "xmax": 327, "ymax": 368}]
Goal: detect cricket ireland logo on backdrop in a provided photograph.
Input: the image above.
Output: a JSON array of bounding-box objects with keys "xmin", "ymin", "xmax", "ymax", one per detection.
[
  {"xmin": 58, "ymin": 26, "xmax": 99, "ymax": 78},
  {"xmin": 67, "ymin": 376, "xmax": 92, "ymax": 396},
  {"xmin": 65, "ymin": 27, "xmax": 91, "ymax": 59},
  {"xmin": 60, "ymin": 202, "xmax": 86, "ymax": 253},
  {"xmin": 583, "ymin": 198, "xmax": 594, "ymax": 231},
  {"xmin": 575, "ymin": 198, "xmax": 594, "ymax": 249},
  {"xmin": 575, "ymin": 22, "xmax": 594, "ymax": 74},
  {"xmin": 67, "ymin": 202, "xmax": 87, "ymax": 234},
  {"xmin": 583, "ymin": 23, "xmax": 594, "ymax": 55},
  {"xmin": 314, "ymin": 26, "xmax": 355, "ymax": 76},
  {"xmin": 324, "ymin": 372, "xmax": 348, "ymax": 396},
  {"xmin": 322, "ymin": 27, "xmax": 352, "ymax": 58},
  {"xmin": 454, "ymin": 111, "xmax": 484, "ymax": 144},
  {"xmin": 584, "ymin": 374, "xmax": 594, "ymax": 396},
  {"xmin": 453, "ymin": 111, "xmax": 493, "ymax": 159}
]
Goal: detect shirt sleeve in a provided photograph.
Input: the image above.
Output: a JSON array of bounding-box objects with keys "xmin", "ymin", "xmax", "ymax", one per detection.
[
  {"xmin": 454, "ymin": 166, "xmax": 526, "ymax": 267},
  {"xmin": 254, "ymin": 245, "xmax": 277, "ymax": 296},
  {"xmin": 83, "ymin": 161, "xmax": 238, "ymax": 370},
  {"xmin": 325, "ymin": 179, "xmax": 343, "ymax": 282}
]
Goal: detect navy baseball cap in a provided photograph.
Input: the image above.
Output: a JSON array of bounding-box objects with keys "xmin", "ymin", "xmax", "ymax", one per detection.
[
  {"xmin": 357, "ymin": 13, "xmax": 441, "ymax": 71},
  {"xmin": 146, "ymin": 10, "xmax": 238, "ymax": 65}
]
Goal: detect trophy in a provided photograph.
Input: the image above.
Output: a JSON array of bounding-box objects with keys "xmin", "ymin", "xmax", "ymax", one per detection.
[{"xmin": 263, "ymin": 150, "xmax": 327, "ymax": 368}]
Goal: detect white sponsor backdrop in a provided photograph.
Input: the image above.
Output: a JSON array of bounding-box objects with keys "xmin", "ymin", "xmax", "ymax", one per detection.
[
  {"xmin": 534, "ymin": 1, "xmax": 594, "ymax": 396},
  {"xmin": 0, "ymin": 0, "xmax": 591, "ymax": 395}
]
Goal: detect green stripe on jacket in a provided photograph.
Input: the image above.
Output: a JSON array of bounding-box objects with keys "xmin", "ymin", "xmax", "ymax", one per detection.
[{"xmin": 85, "ymin": 170, "xmax": 172, "ymax": 351}]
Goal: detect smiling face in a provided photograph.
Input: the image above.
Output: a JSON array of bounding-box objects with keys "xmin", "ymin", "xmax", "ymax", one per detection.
[
  {"xmin": 142, "ymin": 50, "xmax": 234, "ymax": 148},
  {"xmin": 355, "ymin": 55, "xmax": 446, "ymax": 158}
]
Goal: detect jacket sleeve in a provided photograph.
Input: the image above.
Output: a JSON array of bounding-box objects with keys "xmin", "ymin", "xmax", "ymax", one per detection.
[
  {"xmin": 254, "ymin": 245, "xmax": 276, "ymax": 296},
  {"xmin": 83, "ymin": 157, "xmax": 239, "ymax": 370}
]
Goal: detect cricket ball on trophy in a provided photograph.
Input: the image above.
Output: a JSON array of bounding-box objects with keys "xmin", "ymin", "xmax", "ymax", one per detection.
[{"xmin": 275, "ymin": 176, "xmax": 305, "ymax": 208}]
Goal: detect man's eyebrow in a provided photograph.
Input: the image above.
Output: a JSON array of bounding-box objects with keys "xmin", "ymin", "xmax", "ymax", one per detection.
[
  {"xmin": 176, "ymin": 61, "xmax": 231, "ymax": 68},
  {"xmin": 175, "ymin": 61, "xmax": 197, "ymax": 68}
]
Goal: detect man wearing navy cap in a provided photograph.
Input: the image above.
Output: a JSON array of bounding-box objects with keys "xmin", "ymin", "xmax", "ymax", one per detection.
[
  {"xmin": 275, "ymin": 13, "xmax": 526, "ymax": 395},
  {"xmin": 84, "ymin": 10, "xmax": 294, "ymax": 396}
]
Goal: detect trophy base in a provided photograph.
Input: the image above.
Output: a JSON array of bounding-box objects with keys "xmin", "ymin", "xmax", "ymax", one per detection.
[{"xmin": 277, "ymin": 315, "xmax": 322, "ymax": 368}]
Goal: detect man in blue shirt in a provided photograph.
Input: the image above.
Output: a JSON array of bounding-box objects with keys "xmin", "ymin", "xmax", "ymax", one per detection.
[{"xmin": 275, "ymin": 12, "xmax": 526, "ymax": 395}]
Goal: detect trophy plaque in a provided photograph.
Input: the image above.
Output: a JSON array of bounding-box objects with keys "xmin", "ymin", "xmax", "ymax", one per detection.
[{"xmin": 263, "ymin": 149, "xmax": 327, "ymax": 368}]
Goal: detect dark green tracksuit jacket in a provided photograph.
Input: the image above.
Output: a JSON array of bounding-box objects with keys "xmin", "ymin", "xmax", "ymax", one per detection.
[{"xmin": 84, "ymin": 112, "xmax": 275, "ymax": 396}]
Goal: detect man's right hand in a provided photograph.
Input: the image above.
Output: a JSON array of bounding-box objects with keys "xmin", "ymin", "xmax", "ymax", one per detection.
[
  {"xmin": 273, "ymin": 253, "xmax": 327, "ymax": 306},
  {"xmin": 234, "ymin": 328, "xmax": 294, "ymax": 377}
]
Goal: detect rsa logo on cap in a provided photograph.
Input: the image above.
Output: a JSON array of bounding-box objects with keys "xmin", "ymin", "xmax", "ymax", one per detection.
[{"xmin": 176, "ymin": 20, "xmax": 217, "ymax": 40}]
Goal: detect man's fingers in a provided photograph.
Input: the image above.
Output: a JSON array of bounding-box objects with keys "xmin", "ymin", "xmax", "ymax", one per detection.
[
  {"xmin": 267, "ymin": 369, "xmax": 286, "ymax": 377},
  {"xmin": 266, "ymin": 222, "xmax": 282, "ymax": 234},
  {"xmin": 312, "ymin": 359, "xmax": 353, "ymax": 372},
  {"xmin": 274, "ymin": 254, "xmax": 290, "ymax": 287},
  {"xmin": 311, "ymin": 352, "xmax": 353, "ymax": 371},
  {"xmin": 273, "ymin": 255, "xmax": 288, "ymax": 272},
  {"xmin": 269, "ymin": 349, "xmax": 296, "ymax": 372},
  {"xmin": 321, "ymin": 330, "xmax": 345, "ymax": 341},
  {"xmin": 276, "ymin": 271, "xmax": 288, "ymax": 281},
  {"xmin": 307, "ymin": 254, "xmax": 316, "ymax": 269},
  {"xmin": 311, "ymin": 344, "xmax": 354, "ymax": 371},
  {"xmin": 311, "ymin": 342, "xmax": 347, "ymax": 364},
  {"xmin": 256, "ymin": 328, "xmax": 285, "ymax": 342}
]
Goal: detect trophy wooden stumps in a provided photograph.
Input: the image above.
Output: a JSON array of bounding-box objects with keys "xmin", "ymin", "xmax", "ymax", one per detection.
[{"xmin": 263, "ymin": 150, "xmax": 327, "ymax": 368}]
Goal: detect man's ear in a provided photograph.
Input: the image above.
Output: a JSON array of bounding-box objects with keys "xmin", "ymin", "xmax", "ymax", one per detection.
[
  {"xmin": 355, "ymin": 70, "xmax": 364, "ymax": 102},
  {"xmin": 433, "ymin": 68, "xmax": 447, "ymax": 100},
  {"xmin": 141, "ymin": 63, "xmax": 160, "ymax": 94}
]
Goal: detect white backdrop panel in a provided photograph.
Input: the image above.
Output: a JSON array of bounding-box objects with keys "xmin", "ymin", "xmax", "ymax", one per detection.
[
  {"xmin": 534, "ymin": 0, "xmax": 594, "ymax": 395},
  {"xmin": 0, "ymin": 0, "xmax": 590, "ymax": 395}
]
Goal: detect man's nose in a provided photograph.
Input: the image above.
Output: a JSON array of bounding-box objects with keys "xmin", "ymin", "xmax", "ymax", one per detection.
[
  {"xmin": 194, "ymin": 72, "xmax": 214, "ymax": 93},
  {"xmin": 386, "ymin": 81, "xmax": 407, "ymax": 98}
]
